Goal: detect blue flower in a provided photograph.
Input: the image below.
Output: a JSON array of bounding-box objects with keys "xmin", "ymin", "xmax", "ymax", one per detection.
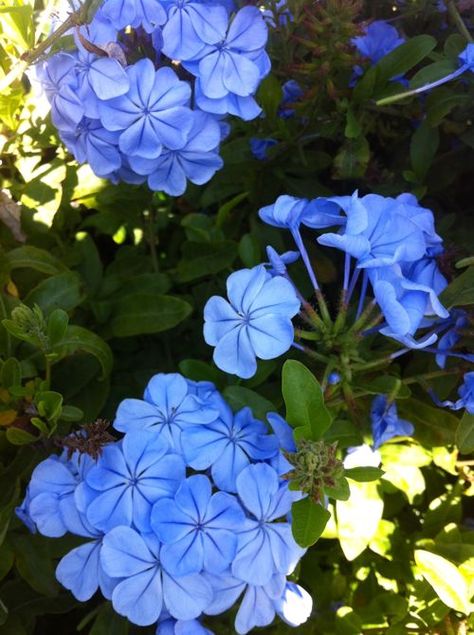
[
  {"xmin": 60, "ymin": 117, "xmax": 122, "ymax": 177},
  {"xmin": 267, "ymin": 412, "xmax": 296, "ymax": 452},
  {"xmin": 203, "ymin": 264, "xmax": 300, "ymax": 378},
  {"xmin": 114, "ymin": 372, "xmax": 218, "ymax": 448},
  {"xmin": 261, "ymin": 0, "xmax": 293, "ymax": 28},
  {"xmin": 352, "ymin": 20, "xmax": 404, "ymax": 64},
  {"xmin": 73, "ymin": 19, "xmax": 130, "ymax": 117},
  {"xmin": 35, "ymin": 53, "xmax": 84, "ymax": 131},
  {"xmin": 434, "ymin": 372, "xmax": 474, "ymax": 414},
  {"xmin": 459, "ymin": 43, "xmax": 474, "ymax": 71},
  {"xmin": 274, "ymin": 582, "xmax": 313, "ymax": 627},
  {"xmin": 128, "ymin": 111, "xmax": 223, "ymax": 195},
  {"xmin": 279, "ymin": 79, "xmax": 303, "ymax": 118},
  {"xmin": 24, "ymin": 452, "xmax": 92, "ymax": 537},
  {"xmin": 194, "ymin": 78, "xmax": 263, "ymax": 120},
  {"xmin": 15, "ymin": 487, "xmax": 36, "ymax": 534},
  {"xmin": 78, "ymin": 432, "xmax": 185, "ymax": 532},
  {"xmin": 436, "ymin": 310, "xmax": 469, "ymax": 368},
  {"xmin": 157, "ymin": 616, "xmax": 215, "ymax": 634},
  {"xmin": 181, "ymin": 405, "xmax": 279, "ymax": 492},
  {"xmin": 258, "ymin": 195, "xmax": 309, "ymax": 230},
  {"xmin": 370, "ymin": 395, "xmax": 414, "ymax": 448},
  {"xmin": 232, "ymin": 463, "xmax": 304, "ymax": 585},
  {"xmin": 101, "ymin": 527, "xmax": 213, "ymax": 625},
  {"xmin": 98, "ymin": 59, "xmax": 193, "ymax": 159},
  {"xmin": 161, "ymin": 1, "xmax": 228, "ymax": 60},
  {"xmin": 151, "ymin": 474, "xmax": 245, "ymax": 575},
  {"xmin": 369, "ymin": 263, "xmax": 448, "ymax": 348},
  {"xmin": 102, "ymin": 0, "xmax": 167, "ymax": 32},
  {"xmin": 265, "ymin": 246, "xmax": 299, "ymax": 277},
  {"xmin": 187, "ymin": 7, "xmax": 268, "ymax": 100},
  {"xmin": 318, "ymin": 192, "xmax": 430, "ymax": 269},
  {"xmin": 56, "ymin": 533, "xmax": 118, "ymax": 601},
  {"xmin": 249, "ymin": 137, "xmax": 278, "ymax": 160}
]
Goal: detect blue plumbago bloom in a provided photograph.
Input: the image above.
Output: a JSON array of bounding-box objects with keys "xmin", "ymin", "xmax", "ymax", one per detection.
[
  {"xmin": 267, "ymin": 412, "xmax": 296, "ymax": 453},
  {"xmin": 459, "ymin": 43, "xmax": 474, "ymax": 71},
  {"xmin": 369, "ymin": 263, "xmax": 449, "ymax": 348},
  {"xmin": 77, "ymin": 432, "xmax": 185, "ymax": 532},
  {"xmin": 56, "ymin": 529, "xmax": 118, "ymax": 602},
  {"xmin": 18, "ymin": 372, "xmax": 309, "ymax": 632},
  {"xmin": 60, "ymin": 118, "xmax": 122, "ymax": 177},
  {"xmin": 433, "ymin": 371, "xmax": 474, "ymax": 414},
  {"xmin": 114, "ymin": 372, "xmax": 218, "ymax": 447},
  {"xmin": 279, "ymin": 79, "xmax": 303, "ymax": 118},
  {"xmin": 23, "ymin": 452, "xmax": 92, "ymax": 537},
  {"xmin": 186, "ymin": 7, "xmax": 269, "ymax": 100},
  {"xmin": 182, "ymin": 405, "xmax": 279, "ymax": 492},
  {"xmin": 151, "ymin": 474, "xmax": 245, "ymax": 575},
  {"xmin": 261, "ymin": 0, "xmax": 293, "ymax": 28},
  {"xmin": 101, "ymin": 527, "xmax": 213, "ymax": 625},
  {"xmin": 274, "ymin": 582, "xmax": 313, "ymax": 627},
  {"xmin": 15, "ymin": 486, "xmax": 36, "ymax": 534},
  {"xmin": 72, "ymin": 20, "xmax": 130, "ymax": 118},
  {"xmin": 317, "ymin": 192, "xmax": 432, "ymax": 269},
  {"xmin": 370, "ymin": 395, "xmax": 414, "ymax": 448},
  {"xmin": 259, "ymin": 195, "xmax": 344, "ymax": 231},
  {"xmin": 35, "ymin": 53, "xmax": 85, "ymax": 131},
  {"xmin": 249, "ymin": 137, "xmax": 278, "ymax": 160},
  {"xmin": 265, "ymin": 246, "xmax": 300, "ymax": 277},
  {"xmin": 99, "ymin": 59, "xmax": 193, "ymax": 159},
  {"xmin": 232, "ymin": 463, "xmax": 305, "ymax": 586},
  {"xmin": 102, "ymin": 0, "xmax": 167, "ymax": 32},
  {"xmin": 162, "ymin": 0, "xmax": 228, "ymax": 60},
  {"xmin": 194, "ymin": 81, "xmax": 263, "ymax": 120},
  {"xmin": 157, "ymin": 616, "xmax": 215, "ymax": 635},
  {"xmin": 328, "ymin": 371, "xmax": 341, "ymax": 385},
  {"xmin": 436, "ymin": 310, "xmax": 470, "ymax": 368},
  {"xmin": 352, "ymin": 20, "xmax": 404, "ymax": 64},
  {"xmin": 203, "ymin": 264, "xmax": 300, "ymax": 378},
  {"xmin": 128, "ymin": 111, "xmax": 223, "ymax": 195}
]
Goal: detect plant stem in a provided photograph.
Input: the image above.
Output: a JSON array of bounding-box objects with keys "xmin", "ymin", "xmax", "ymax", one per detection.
[
  {"xmin": 403, "ymin": 367, "xmax": 461, "ymax": 385},
  {"xmin": 445, "ymin": 0, "xmax": 473, "ymax": 42}
]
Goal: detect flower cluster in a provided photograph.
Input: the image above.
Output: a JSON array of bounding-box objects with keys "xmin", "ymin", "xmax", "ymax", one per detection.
[
  {"xmin": 204, "ymin": 191, "xmax": 457, "ymax": 376},
  {"xmin": 34, "ymin": 0, "xmax": 270, "ymax": 194},
  {"xmin": 16, "ymin": 373, "xmax": 311, "ymax": 634}
]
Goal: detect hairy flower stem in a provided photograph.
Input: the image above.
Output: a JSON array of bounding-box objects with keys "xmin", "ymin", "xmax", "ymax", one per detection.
[{"xmin": 349, "ymin": 299, "xmax": 377, "ymax": 334}]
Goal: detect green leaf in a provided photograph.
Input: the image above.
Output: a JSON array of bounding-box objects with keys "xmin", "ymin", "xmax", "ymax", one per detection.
[
  {"xmin": 6, "ymin": 246, "xmax": 65, "ymax": 275},
  {"xmin": 6, "ymin": 427, "xmax": 37, "ymax": 445},
  {"xmin": 216, "ymin": 192, "xmax": 248, "ymax": 228},
  {"xmin": 345, "ymin": 467, "xmax": 384, "ymax": 482},
  {"xmin": 238, "ymin": 233, "xmax": 261, "ymax": 268},
  {"xmin": 336, "ymin": 481, "xmax": 384, "ymax": 560},
  {"xmin": 333, "ymin": 136, "xmax": 370, "ymax": 180},
  {"xmin": 11, "ymin": 534, "xmax": 59, "ymax": 597},
  {"xmin": 176, "ymin": 241, "xmax": 238, "ymax": 282},
  {"xmin": 60, "ymin": 405, "xmax": 84, "ymax": 422},
  {"xmin": 410, "ymin": 120, "xmax": 440, "ymax": 181},
  {"xmin": 47, "ymin": 309, "xmax": 69, "ymax": 347},
  {"xmin": 282, "ymin": 360, "xmax": 332, "ymax": 440},
  {"xmin": 1, "ymin": 357, "xmax": 21, "ymax": 389},
  {"xmin": 256, "ymin": 73, "xmax": 283, "ymax": 121},
  {"xmin": 375, "ymin": 35, "xmax": 437, "ymax": 87},
  {"xmin": 89, "ymin": 602, "xmax": 129, "ymax": 635},
  {"xmin": 25, "ymin": 272, "xmax": 83, "ymax": 314},
  {"xmin": 456, "ymin": 412, "xmax": 474, "ymax": 454},
  {"xmin": 440, "ymin": 267, "xmax": 474, "ymax": 307},
  {"xmin": 291, "ymin": 498, "xmax": 331, "ymax": 548},
  {"xmin": 110, "ymin": 294, "xmax": 192, "ymax": 337},
  {"xmin": 414, "ymin": 550, "xmax": 472, "ymax": 614},
  {"xmin": 324, "ymin": 477, "xmax": 350, "ymax": 501},
  {"xmin": 398, "ymin": 399, "xmax": 459, "ymax": 445},
  {"xmin": 55, "ymin": 325, "xmax": 113, "ymax": 379},
  {"xmin": 223, "ymin": 386, "xmax": 275, "ymax": 421},
  {"xmin": 179, "ymin": 359, "xmax": 225, "ymax": 389}
]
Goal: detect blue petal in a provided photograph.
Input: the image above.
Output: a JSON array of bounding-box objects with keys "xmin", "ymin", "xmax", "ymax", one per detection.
[
  {"xmin": 56, "ymin": 540, "xmax": 101, "ymax": 601},
  {"xmin": 162, "ymin": 571, "xmax": 213, "ymax": 620}
]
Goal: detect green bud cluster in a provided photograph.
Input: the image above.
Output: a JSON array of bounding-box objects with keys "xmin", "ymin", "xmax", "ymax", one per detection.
[{"xmin": 285, "ymin": 440, "xmax": 345, "ymax": 502}]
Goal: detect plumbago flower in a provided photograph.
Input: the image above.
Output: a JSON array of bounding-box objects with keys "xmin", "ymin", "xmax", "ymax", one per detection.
[
  {"xmin": 16, "ymin": 374, "xmax": 311, "ymax": 634},
  {"xmin": 203, "ymin": 264, "xmax": 300, "ymax": 378},
  {"xmin": 34, "ymin": 0, "xmax": 270, "ymax": 191},
  {"xmin": 370, "ymin": 395, "xmax": 414, "ymax": 448}
]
